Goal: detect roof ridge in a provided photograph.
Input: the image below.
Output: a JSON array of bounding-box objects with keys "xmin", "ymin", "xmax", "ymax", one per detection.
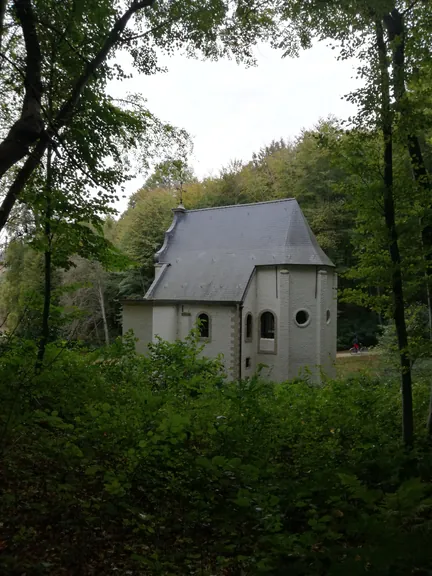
[{"xmin": 185, "ymin": 198, "xmax": 296, "ymax": 213}]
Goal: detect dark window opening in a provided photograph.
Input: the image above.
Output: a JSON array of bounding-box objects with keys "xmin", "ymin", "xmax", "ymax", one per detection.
[
  {"xmin": 245, "ymin": 313, "xmax": 253, "ymax": 340},
  {"xmin": 326, "ymin": 309, "xmax": 331, "ymax": 324},
  {"xmin": 245, "ymin": 357, "xmax": 251, "ymax": 368},
  {"xmin": 198, "ymin": 313, "xmax": 209, "ymax": 338},
  {"xmin": 260, "ymin": 311, "xmax": 275, "ymax": 339},
  {"xmin": 295, "ymin": 309, "xmax": 309, "ymax": 326}
]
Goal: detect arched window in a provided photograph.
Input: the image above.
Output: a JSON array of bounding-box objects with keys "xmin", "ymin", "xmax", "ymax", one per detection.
[
  {"xmin": 245, "ymin": 313, "xmax": 253, "ymax": 341},
  {"xmin": 197, "ymin": 313, "xmax": 210, "ymax": 339},
  {"xmin": 260, "ymin": 311, "xmax": 275, "ymax": 339}
]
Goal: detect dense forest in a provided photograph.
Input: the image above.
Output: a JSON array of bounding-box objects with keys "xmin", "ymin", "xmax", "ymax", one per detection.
[
  {"xmin": 2, "ymin": 0, "xmax": 432, "ymax": 574},
  {"xmin": 0, "ymin": 120, "xmax": 382, "ymax": 349},
  {"xmin": 3, "ymin": 119, "xmax": 426, "ymax": 350}
]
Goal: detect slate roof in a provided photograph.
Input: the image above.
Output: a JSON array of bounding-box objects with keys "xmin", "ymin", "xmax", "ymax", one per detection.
[{"xmin": 145, "ymin": 198, "xmax": 334, "ymax": 303}]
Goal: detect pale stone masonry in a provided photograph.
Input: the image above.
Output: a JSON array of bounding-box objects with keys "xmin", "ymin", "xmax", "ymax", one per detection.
[{"xmin": 122, "ymin": 199, "xmax": 337, "ymax": 382}]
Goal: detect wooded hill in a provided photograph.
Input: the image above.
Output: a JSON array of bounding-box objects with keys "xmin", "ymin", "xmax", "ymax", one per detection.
[{"xmin": 2, "ymin": 118, "xmax": 431, "ymax": 351}]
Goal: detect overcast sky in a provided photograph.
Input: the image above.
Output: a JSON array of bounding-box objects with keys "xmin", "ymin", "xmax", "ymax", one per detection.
[{"xmin": 110, "ymin": 41, "xmax": 360, "ymax": 212}]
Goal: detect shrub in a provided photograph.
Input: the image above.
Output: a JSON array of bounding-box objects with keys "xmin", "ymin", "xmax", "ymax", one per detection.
[{"xmin": 1, "ymin": 335, "xmax": 432, "ymax": 575}]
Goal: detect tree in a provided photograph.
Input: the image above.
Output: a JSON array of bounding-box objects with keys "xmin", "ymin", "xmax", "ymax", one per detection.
[
  {"xmin": 376, "ymin": 17, "xmax": 413, "ymax": 445},
  {"xmin": 143, "ymin": 159, "xmax": 195, "ymax": 193},
  {"xmin": 0, "ymin": 0, "xmax": 281, "ymax": 231},
  {"xmin": 268, "ymin": 0, "xmax": 432, "ymax": 444},
  {"xmin": 61, "ymin": 257, "xmax": 120, "ymax": 346},
  {"xmin": 116, "ymin": 187, "xmax": 177, "ymax": 296}
]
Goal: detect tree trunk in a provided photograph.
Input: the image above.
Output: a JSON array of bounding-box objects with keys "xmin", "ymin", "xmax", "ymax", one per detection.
[
  {"xmin": 427, "ymin": 389, "xmax": 432, "ymax": 436},
  {"xmin": 93, "ymin": 316, "xmax": 101, "ymax": 345},
  {"xmin": 0, "ymin": 0, "xmax": 44, "ymax": 180},
  {"xmin": 377, "ymin": 20, "xmax": 414, "ymax": 447},
  {"xmin": 384, "ymin": 8, "xmax": 432, "ymax": 434},
  {"xmin": 35, "ymin": 147, "xmax": 53, "ymax": 372},
  {"xmin": 97, "ymin": 277, "xmax": 109, "ymax": 346},
  {"xmin": 376, "ymin": 286, "xmax": 383, "ymax": 327},
  {"xmin": 385, "ymin": 9, "xmax": 432, "ymax": 265},
  {"xmin": 0, "ymin": 0, "xmax": 7, "ymax": 58}
]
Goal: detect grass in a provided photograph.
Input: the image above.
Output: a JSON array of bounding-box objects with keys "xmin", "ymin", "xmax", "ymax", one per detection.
[
  {"xmin": 335, "ymin": 352, "xmax": 382, "ymax": 378},
  {"xmin": 335, "ymin": 352, "xmax": 432, "ymax": 380}
]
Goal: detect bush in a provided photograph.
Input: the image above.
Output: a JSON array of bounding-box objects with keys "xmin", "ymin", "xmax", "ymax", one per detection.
[{"xmin": 1, "ymin": 335, "xmax": 432, "ymax": 575}]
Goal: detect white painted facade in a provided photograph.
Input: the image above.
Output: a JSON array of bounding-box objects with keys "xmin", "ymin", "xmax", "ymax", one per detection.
[
  {"xmin": 239, "ymin": 265, "xmax": 336, "ymax": 381},
  {"xmin": 122, "ymin": 264, "xmax": 337, "ymax": 382}
]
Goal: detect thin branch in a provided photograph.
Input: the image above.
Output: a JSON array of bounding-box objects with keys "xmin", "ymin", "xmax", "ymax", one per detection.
[
  {"xmin": 401, "ymin": 0, "xmax": 424, "ymax": 16},
  {"xmin": 0, "ymin": 25, "xmax": 20, "ymax": 74},
  {"xmin": 54, "ymin": 0, "xmax": 155, "ymax": 129},
  {"xmin": 36, "ymin": 16, "xmax": 90, "ymax": 64},
  {"xmin": 119, "ymin": 18, "xmax": 169, "ymax": 44},
  {"xmin": 0, "ymin": 50, "xmax": 27, "ymax": 80},
  {"xmin": 37, "ymin": 100, "xmax": 116, "ymax": 194}
]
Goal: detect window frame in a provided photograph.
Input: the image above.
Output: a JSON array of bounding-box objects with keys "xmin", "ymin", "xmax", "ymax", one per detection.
[
  {"xmin": 294, "ymin": 308, "xmax": 311, "ymax": 328},
  {"xmin": 258, "ymin": 310, "xmax": 277, "ymax": 355},
  {"xmin": 245, "ymin": 313, "xmax": 253, "ymax": 342},
  {"xmin": 196, "ymin": 312, "xmax": 211, "ymax": 340}
]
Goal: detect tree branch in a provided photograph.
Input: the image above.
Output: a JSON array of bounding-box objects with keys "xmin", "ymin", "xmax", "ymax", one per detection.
[
  {"xmin": 0, "ymin": 136, "xmax": 48, "ymax": 231},
  {"xmin": 36, "ymin": 16, "xmax": 90, "ymax": 64},
  {"xmin": 0, "ymin": 0, "xmax": 7, "ymax": 55},
  {"xmin": 401, "ymin": 0, "xmax": 424, "ymax": 16},
  {"xmin": 0, "ymin": 0, "xmax": 43, "ymax": 180},
  {"xmin": 0, "ymin": 50, "xmax": 27, "ymax": 78},
  {"xmin": 55, "ymin": 0, "xmax": 154, "ymax": 129},
  {"xmin": 119, "ymin": 18, "xmax": 169, "ymax": 44},
  {"xmin": 0, "ymin": 0, "xmax": 155, "ymax": 232}
]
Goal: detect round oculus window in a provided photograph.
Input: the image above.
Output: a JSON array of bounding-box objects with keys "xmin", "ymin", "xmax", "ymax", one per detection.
[{"xmin": 295, "ymin": 309, "xmax": 310, "ymax": 327}]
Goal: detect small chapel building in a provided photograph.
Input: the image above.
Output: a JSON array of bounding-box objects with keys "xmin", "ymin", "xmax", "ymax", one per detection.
[{"xmin": 122, "ymin": 198, "xmax": 337, "ymax": 382}]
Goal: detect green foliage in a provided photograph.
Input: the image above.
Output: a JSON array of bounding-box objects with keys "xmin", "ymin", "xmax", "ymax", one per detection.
[
  {"xmin": 0, "ymin": 240, "xmax": 60, "ymax": 338},
  {"xmin": 376, "ymin": 303, "xmax": 432, "ymax": 369},
  {"xmin": 116, "ymin": 187, "xmax": 178, "ymax": 296},
  {"xmin": 144, "ymin": 329, "xmax": 226, "ymax": 391},
  {"xmin": 140, "ymin": 159, "xmax": 196, "ymax": 196},
  {"xmin": 1, "ymin": 335, "xmax": 432, "ymax": 575}
]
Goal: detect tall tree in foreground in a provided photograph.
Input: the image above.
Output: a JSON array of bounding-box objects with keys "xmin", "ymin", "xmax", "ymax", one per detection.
[
  {"xmin": 276, "ymin": 0, "xmax": 432, "ymax": 445},
  {"xmin": 376, "ymin": 18, "xmax": 413, "ymax": 445}
]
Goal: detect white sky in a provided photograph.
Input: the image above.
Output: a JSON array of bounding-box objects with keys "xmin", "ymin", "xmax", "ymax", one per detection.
[{"xmin": 110, "ymin": 41, "xmax": 360, "ymax": 212}]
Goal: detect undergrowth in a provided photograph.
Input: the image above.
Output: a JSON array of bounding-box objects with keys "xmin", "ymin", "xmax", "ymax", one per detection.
[{"xmin": 1, "ymin": 333, "xmax": 432, "ymax": 575}]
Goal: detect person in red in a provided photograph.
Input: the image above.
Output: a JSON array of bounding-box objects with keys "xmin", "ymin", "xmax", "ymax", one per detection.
[{"xmin": 352, "ymin": 334, "xmax": 359, "ymax": 352}]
